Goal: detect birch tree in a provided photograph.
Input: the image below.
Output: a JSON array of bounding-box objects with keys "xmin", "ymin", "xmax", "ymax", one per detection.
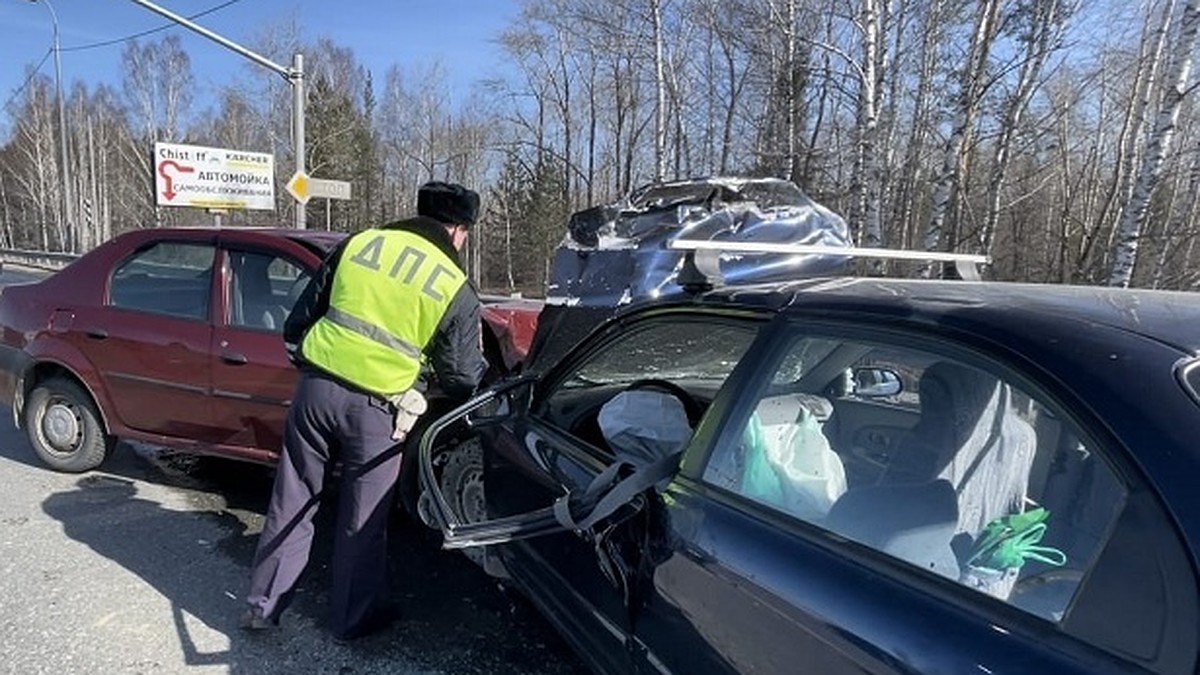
[
  {"xmin": 920, "ymin": 0, "xmax": 1002, "ymax": 266},
  {"xmin": 1109, "ymin": 0, "xmax": 1200, "ymax": 286},
  {"xmin": 981, "ymin": 0, "xmax": 1073, "ymax": 258}
]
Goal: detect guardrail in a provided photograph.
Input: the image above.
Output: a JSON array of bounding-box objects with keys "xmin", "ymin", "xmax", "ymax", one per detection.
[{"xmin": 0, "ymin": 248, "xmax": 82, "ymax": 272}]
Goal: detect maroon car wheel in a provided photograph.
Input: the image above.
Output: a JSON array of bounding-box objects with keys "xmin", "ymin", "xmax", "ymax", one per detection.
[{"xmin": 24, "ymin": 377, "xmax": 113, "ymax": 473}]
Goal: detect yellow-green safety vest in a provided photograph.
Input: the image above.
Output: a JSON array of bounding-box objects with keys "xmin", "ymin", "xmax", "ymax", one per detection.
[{"xmin": 301, "ymin": 227, "xmax": 466, "ymax": 396}]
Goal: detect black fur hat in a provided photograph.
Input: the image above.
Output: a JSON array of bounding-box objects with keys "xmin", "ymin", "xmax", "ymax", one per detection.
[{"xmin": 418, "ymin": 181, "xmax": 480, "ymax": 227}]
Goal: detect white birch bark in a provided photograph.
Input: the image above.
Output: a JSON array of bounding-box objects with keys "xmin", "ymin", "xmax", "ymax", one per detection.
[
  {"xmin": 919, "ymin": 0, "xmax": 1002, "ymax": 277},
  {"xmin": 1109, "ymin": 0, "xmax": 1200, "ymax": 287},
  {"xmin": 856, "ymin": 0, "xmax": 884, "ymax": 256},
  {"xmin": 652, "ymin": 0, "xmax": 668, "ymax": 181}
]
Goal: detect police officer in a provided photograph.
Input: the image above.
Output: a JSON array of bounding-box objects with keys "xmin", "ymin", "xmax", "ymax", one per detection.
[{"xmin": 242, "ymin": 181, "xmax": 487, "ymax": 640}]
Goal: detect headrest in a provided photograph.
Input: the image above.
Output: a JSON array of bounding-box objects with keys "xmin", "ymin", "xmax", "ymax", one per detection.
[{"xmin": 920, "ymin": 362, "xmax": 1000, "ymax": 439}]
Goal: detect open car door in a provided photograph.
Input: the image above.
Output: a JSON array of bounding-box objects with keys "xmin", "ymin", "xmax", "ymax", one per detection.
[{"xmin": 418, "ymin": 310, "xmax": 764, "ymax": 675}]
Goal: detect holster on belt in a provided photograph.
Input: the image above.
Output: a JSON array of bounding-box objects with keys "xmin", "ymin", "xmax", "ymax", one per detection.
[{"xmin": 386, "ymin": 389, "xmax": 428, "ymax": 442}]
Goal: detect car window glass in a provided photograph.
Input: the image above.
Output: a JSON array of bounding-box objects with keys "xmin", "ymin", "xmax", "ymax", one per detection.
[
  {"xmin": 109, "ymin": 242, "xmax": 214, "ymax": 321},
  {"xmin": 227, "ymin": 250, "xmax": 310, "ymax": 333},
  {"xmin": 538, "ymin": 319, "xmax": 758, "ymax": 457},
  {"xmin": 704, "ymin": 333, "xmax": 1126, "ymax": 625}
]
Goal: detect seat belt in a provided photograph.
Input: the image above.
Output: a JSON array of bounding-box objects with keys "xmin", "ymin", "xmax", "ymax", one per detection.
[{"xmin": 552, "ymin": 450, "xmax": 683, "ymax": 532}]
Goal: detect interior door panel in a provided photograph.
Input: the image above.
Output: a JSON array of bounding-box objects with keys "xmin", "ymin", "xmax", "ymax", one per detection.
[{"xmin": 825, "ymin": 399, "xmax": 919, "ymax": 487}]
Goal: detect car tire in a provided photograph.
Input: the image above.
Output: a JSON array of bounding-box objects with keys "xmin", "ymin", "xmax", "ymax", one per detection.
[
  {"xmin": 25, "ymin": 377, "xmax": 114, "ymax": 473},
  {"xmin": 438, "ymin": 437, "xmax": 486, "ymax": 567}
]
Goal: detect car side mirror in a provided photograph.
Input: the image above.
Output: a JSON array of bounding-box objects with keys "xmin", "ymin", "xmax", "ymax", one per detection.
[{"xmin": 853, "ymin": 367, "xmax": 902, "ymax": 398}]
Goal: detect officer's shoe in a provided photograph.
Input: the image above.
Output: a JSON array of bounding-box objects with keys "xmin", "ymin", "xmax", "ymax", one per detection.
[
  {"xmin": 331, "ymin": 605, "xmax": 400, "ymax": 643},
  {"xmin": 239, "ymin": 607, "xmax": 277, "ymax": 632}
]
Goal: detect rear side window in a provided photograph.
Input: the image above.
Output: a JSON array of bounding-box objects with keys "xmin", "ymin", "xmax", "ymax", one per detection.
[
  {"xmin": 704, "ymin": 332, "xmax": 1127, "ymax": 625},
  {"xmin": 109, "ymin": 242, "xmax": 215, "ymax": 321}
]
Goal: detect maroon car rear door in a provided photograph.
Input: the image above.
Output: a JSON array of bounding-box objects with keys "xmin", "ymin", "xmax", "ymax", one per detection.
[
  {"xmin": 208, "ymin": 233, "xmax": 318, "ymax": 458},
  {"xmin": 78, "ymin": 234, "xmax": 217, "ymax": 440}
]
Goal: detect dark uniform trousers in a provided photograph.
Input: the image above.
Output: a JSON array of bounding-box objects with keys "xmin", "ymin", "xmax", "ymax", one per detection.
[{"xmin": 246, "ymin": 370, "xmax": 401, "ymax": 636}]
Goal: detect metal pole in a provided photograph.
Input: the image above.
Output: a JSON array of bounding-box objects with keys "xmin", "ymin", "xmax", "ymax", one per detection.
[
  {"xmin": 129, "ymin": 0, "xmax": 290, "ymax": 78},
  {"xmin": 128, "ymin": 0, "xmax": 305, "ymax": 228},
  {"xmin": 32, "ymin": 0, "xmax": 72, "ymax": 251},
  {"xmin": 293, "ymin": 53, "xmax": 306, "ymax": 229}
]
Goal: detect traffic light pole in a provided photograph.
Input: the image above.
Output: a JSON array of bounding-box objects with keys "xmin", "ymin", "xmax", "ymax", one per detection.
[{"xmin": 129, "ymin": 0, "xmax": 307, "ymax": 228}]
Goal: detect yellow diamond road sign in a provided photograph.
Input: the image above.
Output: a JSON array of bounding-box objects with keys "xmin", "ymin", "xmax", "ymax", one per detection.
[{"xmin": 286, "ymin": 171, "xmax": 311, "ymax": 205}]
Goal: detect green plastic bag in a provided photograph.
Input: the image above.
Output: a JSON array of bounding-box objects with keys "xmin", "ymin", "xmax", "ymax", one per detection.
[
  {"xmin": 967, "ymin": 507, "xmax": 1067, "ymax": 572},
  {"xmin": 741, "ymin": 409, "xmax": 846, "ymax": 519}
]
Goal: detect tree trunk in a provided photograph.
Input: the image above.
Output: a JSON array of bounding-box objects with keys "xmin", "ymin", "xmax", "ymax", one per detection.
[
  {"xmin": 856, "ymin": 0, "xmax": 884, "ymax": 259},
  {"xmin": 1109, "ymin": 0, "xmax": 1200, "ymax": 287},
  {"xmin": 652, "ymin": 0, "xmax": 668, "ymax": 181},
  {"xmin": 919, "ymin": 0, "xmax": 1002, "ymax": 271},
  {"xmin": 983, "ymin": 0, "xmax": 1068, "ymax": 257}
]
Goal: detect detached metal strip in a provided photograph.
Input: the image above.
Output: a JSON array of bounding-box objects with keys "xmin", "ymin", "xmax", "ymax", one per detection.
[{"xmin": 326, "ymin": 307, "xmax": 421, "ymax": 358}]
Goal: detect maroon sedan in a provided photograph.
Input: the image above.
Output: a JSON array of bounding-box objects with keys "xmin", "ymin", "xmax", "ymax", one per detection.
[{"xmin": 0, "ymin": 227, "xmax": 537, "ymax": 473}]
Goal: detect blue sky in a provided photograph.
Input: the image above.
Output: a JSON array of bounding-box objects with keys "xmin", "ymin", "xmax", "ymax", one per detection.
[{"xmin": 1, "ymin": 0, "xmax": 518, "ymax": 117}]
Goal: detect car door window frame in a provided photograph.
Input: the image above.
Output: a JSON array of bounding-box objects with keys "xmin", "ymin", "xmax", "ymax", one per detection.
[
  {"xmin": 691, "ymin": 316, "xmax": 1194, "ymax": 669},
  {"xmin": 106, "ymin": 239, "xmax": 217, "ymax": 323},
  {"xmin": 422, "ymin": 307, "xmax": 770, "ymax": 548},
  {"xmin": 530, "ymin": 308, "xmax": 766, "ymax": 461},
  {"xmin": 218, "ymin": 244, "xmax": 314, "ymax": 334}
]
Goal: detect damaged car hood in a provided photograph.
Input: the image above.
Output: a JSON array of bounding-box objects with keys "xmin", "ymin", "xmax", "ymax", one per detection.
[{"xmin": 546, "ymin": 177, "xmax": 853, "ymax": 307}]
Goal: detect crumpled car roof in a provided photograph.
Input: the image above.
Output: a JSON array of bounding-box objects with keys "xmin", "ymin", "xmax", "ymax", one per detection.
[{"xmin": 547, "ymin": 177, "xmax": 853, "ymax": 307}]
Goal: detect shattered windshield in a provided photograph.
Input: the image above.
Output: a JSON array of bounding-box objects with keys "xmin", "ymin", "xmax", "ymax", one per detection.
[{"xmin": 568, "ymin": 321, "xmax": 757, "ymax": 386}]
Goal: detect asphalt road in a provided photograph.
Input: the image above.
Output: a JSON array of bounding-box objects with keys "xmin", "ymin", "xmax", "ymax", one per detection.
[{"xmin": 0, "ymin": 265, "xmax": 584, "ymax": 675}]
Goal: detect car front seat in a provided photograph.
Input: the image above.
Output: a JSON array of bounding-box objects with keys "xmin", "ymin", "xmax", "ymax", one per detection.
[
  {"xmin": 235, "ymin": 258, "xmax": 286, "ymax": 331},
  {"xmin": 824, "ymin": 478, "xmax": 961, "ymax": 580},
  {"xmin": 882, "ymin": 361, "xmax": 1038, "ymax": 597}
]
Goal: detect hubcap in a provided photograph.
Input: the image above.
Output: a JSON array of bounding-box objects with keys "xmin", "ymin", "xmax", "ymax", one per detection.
[
  {"xmin": 42, "ymin": 401, "xmax": 81, "ymax": 451},
  {"xmin": 461, "ymin": 471, "xmax": 486, "ymax": 524}
]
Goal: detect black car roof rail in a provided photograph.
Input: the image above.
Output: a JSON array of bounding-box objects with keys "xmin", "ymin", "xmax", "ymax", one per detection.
[{"xmin": 668, "ymin": 239, "xmax": 992, "ymax": 291}]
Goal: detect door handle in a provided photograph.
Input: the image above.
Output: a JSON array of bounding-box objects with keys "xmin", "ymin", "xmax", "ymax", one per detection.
[
  {"xmin": 221, "ymin": 350, "xmax": 248, "ymax": 365},
  {"xmin": 85, "ymin": 327, "xmax": 108, "ymax": 340}
]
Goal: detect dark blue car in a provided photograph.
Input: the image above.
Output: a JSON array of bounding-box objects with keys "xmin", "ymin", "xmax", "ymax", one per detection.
[{"xmin": 420, "ymin": 277, "xmax": 1200, "ymax": 674}]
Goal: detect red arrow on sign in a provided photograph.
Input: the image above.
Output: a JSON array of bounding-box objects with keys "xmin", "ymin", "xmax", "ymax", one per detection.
[{"xmin": 157, "ymin": 160, "xmax": 195, "ymax": 201}]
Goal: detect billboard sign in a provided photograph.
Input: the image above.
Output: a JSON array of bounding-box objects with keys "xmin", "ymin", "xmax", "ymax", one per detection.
[{"xmin": 154, "ymin": 142, "xmax": 275, "ymax": 210}]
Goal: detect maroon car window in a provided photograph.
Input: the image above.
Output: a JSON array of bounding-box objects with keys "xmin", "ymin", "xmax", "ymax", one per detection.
[
  {"xmin": 109, "ymin": 242, "xmax": 215, "ymax": 321},
  {"xmin": 704, "ymin": 333, "xmax": 1127, "ymax": 625},
  {"xmin": 227, "ymin": 250, "xmax": 311, "ymax": 333}
]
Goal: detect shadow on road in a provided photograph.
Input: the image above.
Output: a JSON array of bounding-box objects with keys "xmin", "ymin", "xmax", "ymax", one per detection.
[{"xmin": 33, "ymin": 442, "xmax": 582, "ymax": 674}]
